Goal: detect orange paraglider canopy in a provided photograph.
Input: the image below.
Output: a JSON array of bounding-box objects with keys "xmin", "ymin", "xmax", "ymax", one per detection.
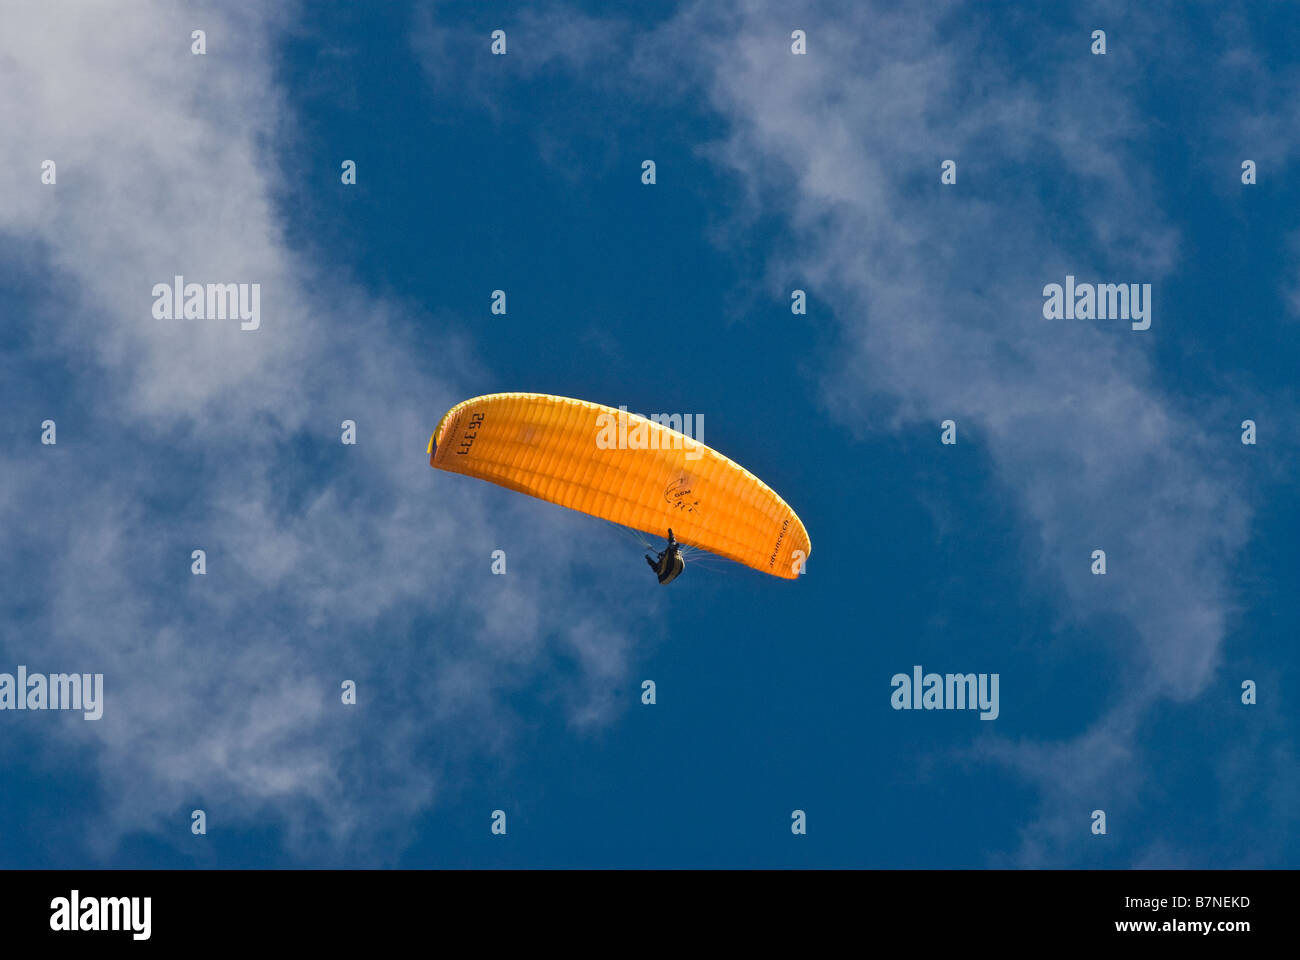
[{"xmin": 429, "ymin": 393, "xmax": 810, "ymax": 580}]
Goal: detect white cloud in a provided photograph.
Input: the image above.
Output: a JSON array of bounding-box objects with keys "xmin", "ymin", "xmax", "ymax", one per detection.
[
  {"xmin": 0, "ymin": 1, "xmax": 648, "ymax": 863},
  {"xmin": 649, "ymin": 0, "xmax": 1256, "ymax": 863}
]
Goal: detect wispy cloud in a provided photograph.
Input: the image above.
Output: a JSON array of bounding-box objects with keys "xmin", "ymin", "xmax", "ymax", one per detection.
[
  {"xmin": 0, "ymin": 1, "xmax": 647, "ymax": 865},
  {"xmin": 641, "ymin": 0, "xmax": 1265, "ymax": 863}
]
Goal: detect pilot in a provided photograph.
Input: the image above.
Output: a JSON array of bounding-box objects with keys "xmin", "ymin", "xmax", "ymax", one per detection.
[{"xmin": 645, "ymin": 528, "xmax": 686, "ymax": 585}]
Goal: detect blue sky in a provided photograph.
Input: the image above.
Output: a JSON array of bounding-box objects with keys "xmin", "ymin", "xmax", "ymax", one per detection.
[{"xmin": 1, "ymin": 0, "xmax": 1296, "ymax": 868}]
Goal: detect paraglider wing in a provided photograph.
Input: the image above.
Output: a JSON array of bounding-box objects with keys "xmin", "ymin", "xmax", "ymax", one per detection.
[{"xmin": 428, "ymin": 393, "xmax": 810, "ymax": 580}]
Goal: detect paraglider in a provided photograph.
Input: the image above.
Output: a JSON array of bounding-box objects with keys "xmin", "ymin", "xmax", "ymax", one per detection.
[
  {"xmin": 428, "ymin": 393, "xmax": 810, "ymax": 583},
  {"xmin": 645, "ymin": 529, "xmax": 685, "ymax": 585}
]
